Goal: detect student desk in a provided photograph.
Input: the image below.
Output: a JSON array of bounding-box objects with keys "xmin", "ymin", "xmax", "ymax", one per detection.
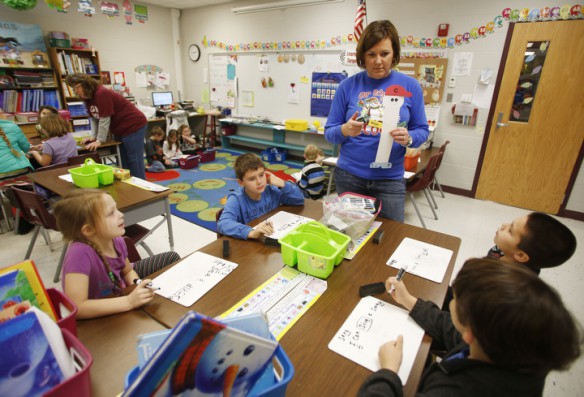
[
  {"xmin": 27, "ymin": 166, "xmax": 175, "ymax": 250},
  {"xmin": 140, "ymin": 200, "xmax": 460, "ymax": 396},
  {"xmin": 323, "ymin": 146, "xmax": 441, "ymax": 195},
  {"xmin": 77, "ymin": 310, "xmax": 166, "ymax": 397}
]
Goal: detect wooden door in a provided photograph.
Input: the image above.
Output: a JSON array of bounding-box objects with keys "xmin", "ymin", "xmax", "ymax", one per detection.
[{"xmin": 475, "ymin": 20, "xmax": 584, "ymax": 213}]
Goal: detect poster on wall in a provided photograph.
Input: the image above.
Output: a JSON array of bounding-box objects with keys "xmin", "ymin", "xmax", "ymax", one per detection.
[
  {"xmin": 0, "ymin": 21, "xmax": 50, "ymax": 69},
  {"xmin": 310, "ymin": 72, "xmax": 348, "ymax": 117},
  {"xmin": 210, "ymin": 56, "xmax": 236, "ymax": 108},
  {"xmin": 397, "ymin": 58, "xmax": 448, "ymax": 105}
]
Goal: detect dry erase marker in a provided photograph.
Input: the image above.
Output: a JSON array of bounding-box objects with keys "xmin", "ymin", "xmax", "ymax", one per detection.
[
  {"xmin": 388, "ymin": 266, "xmax": 408, "ymax": 295},
  {"xmin": 133, "ymin": 278, "xmax": 160, "ymax": 290}
]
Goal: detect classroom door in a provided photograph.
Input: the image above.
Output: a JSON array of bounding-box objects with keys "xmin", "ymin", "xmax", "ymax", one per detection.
[{"xmin": 475, "ymin": 20, "xmax": 584, "ymax": 213}]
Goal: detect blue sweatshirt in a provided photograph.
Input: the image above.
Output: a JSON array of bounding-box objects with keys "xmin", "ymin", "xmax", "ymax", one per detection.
[
  {"xmin": 217, "ymin": 182, "xmax": 305, "ymax": 240},
  {"xmin": 324, "ymin": 70, "xmax": 429, "ymax": 180}
]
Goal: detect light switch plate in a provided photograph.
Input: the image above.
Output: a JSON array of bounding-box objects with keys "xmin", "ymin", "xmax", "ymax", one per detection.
[{"xmin": 448, "ymin": 77, "xmax": 456, "ymax": 88}]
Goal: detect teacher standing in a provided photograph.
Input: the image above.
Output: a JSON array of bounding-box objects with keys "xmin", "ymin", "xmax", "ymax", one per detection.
[
  {"xmin": 324, "ymin": 20, "xmax": 428, "ymax": 222},
  {"xmin": 65, "ymin": 73, "xmax": 147, "ymax": 179}
]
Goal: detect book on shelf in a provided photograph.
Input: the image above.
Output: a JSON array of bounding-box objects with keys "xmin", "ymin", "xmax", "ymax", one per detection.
[
  {"xmin": 124, "ymin": 311, "xmax": 277, "ymax": 397},
  {"xmin": 0, "ymin": 260, "xmax": 57, "ymax": 321}
]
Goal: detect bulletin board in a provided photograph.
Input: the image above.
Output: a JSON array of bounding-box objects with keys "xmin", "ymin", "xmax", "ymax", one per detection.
[
  {"xmin": 208, "ymin": 51, "xmax": 360, "ymax": 122},
  {"xmin": 396, "ymin": 58, "xmax": 448, "ymax": 105}
]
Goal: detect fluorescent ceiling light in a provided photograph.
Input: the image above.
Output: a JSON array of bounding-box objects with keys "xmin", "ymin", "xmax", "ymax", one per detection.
[{"xmin": 232, "ymin": 0, "xmax": 343, "ymax": 14}]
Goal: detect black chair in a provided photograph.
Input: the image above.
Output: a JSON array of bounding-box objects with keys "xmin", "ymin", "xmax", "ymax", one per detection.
[
  {"xmin": 125, "ymin": 224, "xmax": 155, "ymax": 258},
  {"xmin": 215, "ymin": 208, "xmax": 224, "ymax": 238}
]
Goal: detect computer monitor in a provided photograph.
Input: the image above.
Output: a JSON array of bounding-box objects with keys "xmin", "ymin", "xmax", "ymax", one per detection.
[{"xmin": 152, "ymin": 91, "xmax": 173, "ymax": 107}]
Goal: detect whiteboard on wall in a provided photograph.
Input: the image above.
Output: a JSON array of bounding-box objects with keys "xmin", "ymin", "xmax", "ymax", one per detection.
[{"xmin": 208, "ymin": 51, "xmax": 361, "ymax": 123}]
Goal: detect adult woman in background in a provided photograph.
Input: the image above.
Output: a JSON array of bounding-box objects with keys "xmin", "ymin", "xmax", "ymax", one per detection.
[
  {"xmin": 0, "ymin": 113, "xmax": 33, "ymax": 180},
  {"xmin": 65, "ymin": 73, "xmax": 147, "ymax": 179},
  {"xmin": 324, "ymin": 20, "xmax": 428, "ymax": 222}
]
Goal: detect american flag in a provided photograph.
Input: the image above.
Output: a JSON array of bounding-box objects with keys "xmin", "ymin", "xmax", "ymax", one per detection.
[{"xmin": 354, "ymin": 0, "xmax": 367, "ymax": 41}]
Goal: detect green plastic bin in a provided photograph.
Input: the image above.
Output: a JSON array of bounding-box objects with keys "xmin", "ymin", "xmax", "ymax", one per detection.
[
  {"xmin": 279, "ymin": 221, "xmax": 351, "ymax": 279},
  {"xmin": 69, "ymin": 158, "xmax": 114, "ymax": 188}
]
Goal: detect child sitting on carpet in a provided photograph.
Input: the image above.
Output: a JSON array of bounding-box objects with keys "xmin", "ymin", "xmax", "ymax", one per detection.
[
  {"xmin": 178, "ymin": 124, "xmax": 201, "ymax": 155},
  {"xmin": 163, "ymin": 129, "xmax": 183, "ymax": 160},
  {"xmin": 145, "ymin": 126, "xmax": 178, "ymax": 172},
  {"xmin": 217, "ymin": 153, "xmax": 305, "ymax": 240},
  {"xmin": 53, "ymin": 189, "xmax": 180, "ymax": 319},
  {"xmin": 298, "ymin": 144, "xmax": 325, "ymax": 200}
]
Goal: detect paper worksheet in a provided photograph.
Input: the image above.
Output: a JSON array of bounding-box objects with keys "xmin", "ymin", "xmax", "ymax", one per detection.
[
  {"xmin": 328, "ymin": 296, "xmax": 425, "ymax": 384},
  {"xmin": 153, "ymin": 251, "xmax": 238, "ymax": 307},
  {"xmin": 386, "ymin": 237, "xmax": 453, "ymax": 283},
  {"xmin": 254, "ymin": 210, "xmax": 313, "ymax": 240},
  {"xmin": 122, "ymin": 177, "xmax": 169, "ymax": 192}
]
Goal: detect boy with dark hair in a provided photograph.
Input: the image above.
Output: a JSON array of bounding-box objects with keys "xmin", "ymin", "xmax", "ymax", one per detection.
[
  {"xmin": 357, "ymin": 258, "xmax": 582, "ymax": 397},
  {"xmin": 144, "ymin": 126, "xmax": 178, "ymax": 172},
  {"xmin": 298, "ymin": 144, "xmax": 326, "ymax": 200},
  {"xmin": 488, "ymin": 212, "xmax": 576, "ymax": 274},
  {"xmin": 217, "ymin": 153, "xmax": 304, "ymax": 240}
]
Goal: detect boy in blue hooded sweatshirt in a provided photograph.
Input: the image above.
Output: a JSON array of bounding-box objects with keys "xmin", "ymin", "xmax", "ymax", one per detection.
[{"xmin": 217, "ymin": 153, "xmax": 304, "ymax": 240}]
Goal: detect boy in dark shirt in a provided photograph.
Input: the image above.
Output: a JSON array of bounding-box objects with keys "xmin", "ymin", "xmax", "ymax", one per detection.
[
  {"xmin": 145, "ymin": 126, "xmax": 178, "ymax": 172},
  {"xmin": 357, "ymin": 258, "xmax": 581, "ymax": 397},
  {"xmin": 486, "ymin": 212, "xmax": 576, "ymax": 275}
]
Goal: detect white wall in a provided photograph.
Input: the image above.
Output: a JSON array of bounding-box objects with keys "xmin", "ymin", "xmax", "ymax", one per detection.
[
  {"xmin": 0, "ymin": 2, "xmax": 178, "ymax": 104},
  {"xmin": 179, "ymin": 0, "xmax": 583, "ymax": 212},
  {"xmin": 2, "ymin": 0, "xmax": 582, "ymax": 212}
]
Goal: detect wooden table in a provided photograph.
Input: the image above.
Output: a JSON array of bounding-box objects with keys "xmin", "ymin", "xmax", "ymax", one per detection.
[
  {"xmin": 27, "ymin": 166, "xmax": 175, "ymax": 250},
  {"xmin": 141, "ymin": 200, "xmax": 460, "ymax": 396},
  {"xmin": 323, "ymin": 147, "xmax": 440, "ymax": 195},
  {"xmin": 77, "ymin": 310, "xmax": 166, "ymax": 397}
]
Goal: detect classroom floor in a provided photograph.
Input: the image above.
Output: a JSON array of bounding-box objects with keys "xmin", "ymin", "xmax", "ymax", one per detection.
[{"xmin": 1, "ymin": 192, "xmax": 582, "ymax": 396}]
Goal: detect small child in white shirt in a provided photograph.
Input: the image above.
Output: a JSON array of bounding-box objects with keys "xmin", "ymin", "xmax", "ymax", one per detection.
[{"xmin": 163, "ymin": 129, "xmax": 183, "ymax": 160}]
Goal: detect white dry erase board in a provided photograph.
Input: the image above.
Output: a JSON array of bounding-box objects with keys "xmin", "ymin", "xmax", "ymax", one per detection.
[
  {"xmin": 386, "ymin": 237, "xmax": 453, "ymax": 283},
  {"xmin": 208, "ymin": 52, "xmax": 360, "ymax": 121},
  {"xmin": 328, "ymin": 296, "xmax": 425, "ymax": 384},
  {"xmin": 153, "ymin": 251, "xmax": 237, "ymax": 307}
]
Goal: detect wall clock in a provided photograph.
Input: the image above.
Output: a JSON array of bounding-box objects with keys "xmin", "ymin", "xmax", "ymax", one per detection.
[{"xmin": 189, "ymin": 44, "xmax": 201, "ymax": 62}]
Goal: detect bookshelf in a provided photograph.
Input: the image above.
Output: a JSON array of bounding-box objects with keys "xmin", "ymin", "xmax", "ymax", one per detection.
[
  {"xmin": 0, "ymin": 66, "xmax": 61, "ymax": 136},
  {"xmin": 48, "ymin": 47, "xmax": 102, "ymax": 133}
]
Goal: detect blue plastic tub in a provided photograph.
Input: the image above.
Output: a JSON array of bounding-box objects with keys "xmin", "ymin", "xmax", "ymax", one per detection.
[{"xmin": 124, "ymin": 344, "xmax": 294, "ymax": 396}]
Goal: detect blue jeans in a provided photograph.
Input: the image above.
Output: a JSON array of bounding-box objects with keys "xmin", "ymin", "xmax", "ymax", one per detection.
[
  {"xmin": 115, "ymin": 124, "xmax": 147, "ymax": 179},
  {"xmin": 334, "ymin": 167, "xmax": 406, "ymax": 222}
]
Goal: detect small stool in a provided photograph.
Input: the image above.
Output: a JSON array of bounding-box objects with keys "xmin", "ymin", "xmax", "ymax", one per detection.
[{"xmin": 203, "ymin": 114, "xmax": 217, "ymax": 148}]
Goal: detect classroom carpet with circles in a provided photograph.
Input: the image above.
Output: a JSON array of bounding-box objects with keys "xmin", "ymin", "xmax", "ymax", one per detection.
[{"xmin": 145, "ymin": 149, "xmax": 303, "ymax": 232}]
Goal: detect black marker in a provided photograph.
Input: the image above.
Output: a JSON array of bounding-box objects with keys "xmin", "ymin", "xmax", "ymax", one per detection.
[{"xmin": 133, "ymin": 278, "xmax": 160, "ymax": 290}]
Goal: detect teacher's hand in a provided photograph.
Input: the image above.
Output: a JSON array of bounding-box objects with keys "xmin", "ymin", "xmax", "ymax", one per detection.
[
  {"xmin": 390, "ymin": 127, "xmax": 410, "ymax": 146},
  {"xmin": 341, "ymin": 111, "xmax": 364, "ymax": 137},
  {"xmin": 85, "ymin": 140, "xmax": 102, "ymax": 151}
]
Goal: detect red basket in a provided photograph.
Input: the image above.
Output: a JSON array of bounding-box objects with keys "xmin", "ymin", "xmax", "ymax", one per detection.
[
  {"xmin": 43, "ymin": 329, "xmax": 93, "ymax": 397},
  {"xmin": 199, "ymin": 148, "xmax": 216, "ymax": 163},
  {"xmin": 179, "ymin": 155, "xmax": 200, "ymax": 169},
  {"xmin": 221, "ymin": 125, "xmax": 237, "ymax": 136},
  {"xmin": 47, "ymin": 288, "xmax": 78, "ymax": 336}
]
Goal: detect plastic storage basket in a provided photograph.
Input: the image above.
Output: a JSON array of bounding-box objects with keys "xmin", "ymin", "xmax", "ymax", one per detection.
[
  {"xmin": 279, "ymin": 221, "xmax": 351, "ymax": 279},
  {"xmin": 124, "ymin": 344, "xmax": 294, "ymax": 397},
  {"xmin": 199, "ymin": 148, "xmax": 216, "ymax": 162},
  {"xmin": 44, "ymin": 329, "xmax": 93, "ymax": 397},
  {"xmin": 179, "ymin": 155, "xmax": 200, "ymax": 169},
  {"xmin": 69, "ymin": 158, "xmax": 114, "ymax": 188},
  {"xmin": 47, "ymin": 288, "xmax": 78, "ymax": 336}
]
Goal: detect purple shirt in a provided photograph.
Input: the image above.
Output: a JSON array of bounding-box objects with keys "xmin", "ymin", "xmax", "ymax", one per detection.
[
  {"xmin": 42, "ymin": 134, "xmax": 78, "ymax": 164},
  {"xmin": 62, "ymin": 237, "xmax": 129, "ymax": 299}
]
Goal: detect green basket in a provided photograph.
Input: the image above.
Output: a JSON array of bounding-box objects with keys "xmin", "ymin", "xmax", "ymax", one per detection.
[
  {"xmin": 69, "ymin": 158, "xmax": 114, "ymax": 188},
  {"xmin": 279, "ymin": 221, "xmax": 351, "ymax": 279}
]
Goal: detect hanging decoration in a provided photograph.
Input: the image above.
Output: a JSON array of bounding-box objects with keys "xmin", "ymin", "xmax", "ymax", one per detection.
[
  {"xmin": 134, "ymin": 4, "xmax": 148, "ymax": 23},
  {"xmin": 122, "ymin": 0, "xmax": 132, "ymax": 25},
  {"xmin": 3, "ymin": 0, "xmax": 37, "ymax": 10},
  {"xmin": 99, "ymin": 1, "xmax": 120, "ymax": 18},
  {"xmin": 201, "ymin": 4, "xmax": 583, "ymax": 53},
  {"xmin": 78, "ymin": 0, "xmax": 95, "ymax": 16},
  {"xmin": 45, "ymin": 0, "xmax": 70, "ymax": 12}
]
